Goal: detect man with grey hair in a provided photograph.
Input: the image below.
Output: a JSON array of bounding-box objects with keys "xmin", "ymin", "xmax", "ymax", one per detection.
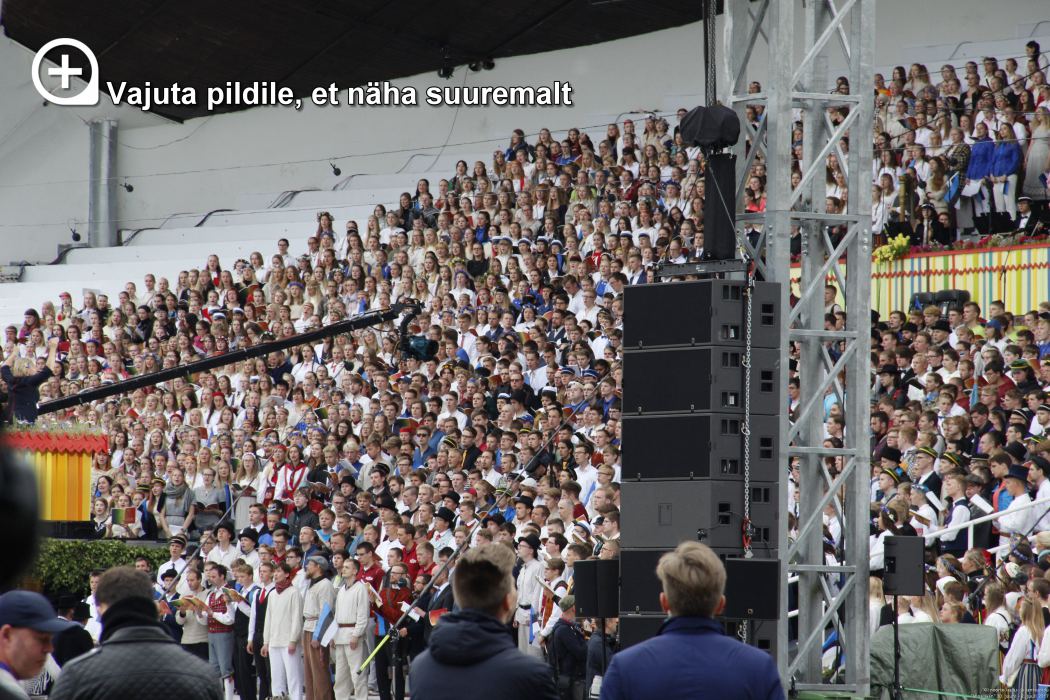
[{"xmin": 599, "ymin": 542, "xmax": 783, "ymax": 699}]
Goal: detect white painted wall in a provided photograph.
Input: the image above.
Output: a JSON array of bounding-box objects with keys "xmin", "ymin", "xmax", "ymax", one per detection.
[{"xmin": 0, "ymin": 0, "xmax": 1047, "ymax": 264}]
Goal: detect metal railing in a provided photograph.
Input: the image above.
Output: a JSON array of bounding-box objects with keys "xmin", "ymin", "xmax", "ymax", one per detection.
[{"xmin": 923, "ymin": 495, "xmax": 1050, "ymax": 551}]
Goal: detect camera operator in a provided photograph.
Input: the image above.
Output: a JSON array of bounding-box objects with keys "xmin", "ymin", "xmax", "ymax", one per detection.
[{"xmin": 548, "ymin": 595, "xmax": 588, "ymax": 700}]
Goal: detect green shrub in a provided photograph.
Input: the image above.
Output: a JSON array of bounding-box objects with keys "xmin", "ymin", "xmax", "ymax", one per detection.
[{"xmin": 32, "ymin": 539, "xmax": 170, "ymax": 597}]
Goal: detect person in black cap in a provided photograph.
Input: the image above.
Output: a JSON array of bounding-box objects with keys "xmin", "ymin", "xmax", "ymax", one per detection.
[
  {"xmin": 0, "ymin": 590, "xmax": 76, "ymax": 700},
  {"xmin": 875, "ymin": 365, "xmax": 907, "ymax": 409},
  {"xmin": 431, "ymin": 507, "xmax": 456, "ymax": 551},
  {"xmin": 51, "ymin": 594, "xmax": 94, "ymax": 668},
  {"xmin": 49, "ymin": 567, "xmax": 222, "ymax": 700},
  {"xmin": 913, "ymin": 447, "xmax": 942, "ymax": 496},
  {"xmin": 930, "ymin": 319, "xmax": 952, "ymax": 349},
  {"xmin": 1015, "ymin": 196, "xmax": 1038, "ymax": 234},
  {"xmin": 514, "ymin": 534, "xmax": 544, "ymax": 656},
  {"xmin": 998, "ymin": 464, "xmax": 1035, "ymax": 547}
]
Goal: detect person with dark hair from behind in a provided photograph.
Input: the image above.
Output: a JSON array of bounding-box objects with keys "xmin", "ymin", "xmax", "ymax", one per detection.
[
  {"xmin": 51, "ymin": 595, "xmax": 94, "ymax": 667},
  {"xmin": 49, "ymin": 566, "xmax": 222, "ymax": 700},
  {"xmin": 0, "ymin": 590, "xmax": 76, "ymax": 700},
  {"xmin": 410, "ymin": 543, "xmax": 558, "ymax": 700},
  {"xmin": 599, "ymin": 542, "xmax": 783, "ymax": 700}
]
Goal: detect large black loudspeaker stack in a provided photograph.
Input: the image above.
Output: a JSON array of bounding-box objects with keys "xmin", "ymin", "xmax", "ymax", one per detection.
[{"xmin": 618, "ymin": 279, "xmax": 782, "ymax": 655}]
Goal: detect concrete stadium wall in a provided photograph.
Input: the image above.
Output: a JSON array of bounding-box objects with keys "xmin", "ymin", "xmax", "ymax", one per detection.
[{"xmin": 0, "ymin": 0, "xmax": 1046, "ymax": 264}]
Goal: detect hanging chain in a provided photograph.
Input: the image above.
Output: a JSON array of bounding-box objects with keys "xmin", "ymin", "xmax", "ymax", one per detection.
[{"xmin": 741, "ymin": 270, "xmax": 756, "ymax": 559}]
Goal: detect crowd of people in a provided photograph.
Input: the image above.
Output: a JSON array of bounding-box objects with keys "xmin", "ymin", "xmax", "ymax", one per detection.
[
  {"xmin": 1, "ymin": 36, "xmax": 1050, "ymax": 699},
  {"xmin": 867, "ymin": 40, "xmax": 1050, "ymax": 244}
]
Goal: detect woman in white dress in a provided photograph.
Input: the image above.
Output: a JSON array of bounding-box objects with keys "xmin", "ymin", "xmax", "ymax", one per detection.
[{"xmin": 1022, "ymin": 107, "xmax": 1050, "ymax": 200}]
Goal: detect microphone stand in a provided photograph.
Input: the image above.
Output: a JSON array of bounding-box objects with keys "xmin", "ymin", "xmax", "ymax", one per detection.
[{"xmin": 892, "ymin": 594, "xmax": 902, "ymax": 700}]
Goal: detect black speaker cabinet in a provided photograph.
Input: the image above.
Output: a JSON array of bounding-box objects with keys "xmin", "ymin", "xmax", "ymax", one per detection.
[
  {"xmin": 619, "ymin": 549, "xmax": 668, "ymax": 614},
  {"xmin": 620, "ymin": 547, "xmax": 781, "ymax": 617},
  {"xmin": 724, "ymin": 618, "xmax": 778, "ymax": 657},
  {"xmin": 623, "ymin": 280, "xmax": 781, "ymax": 349},
  {"xmin": 620, "ymin": 480, "xmax": 779, "ymax": 551},
  {"xmin": 723, "ymin": 558, "xmax": 780, "ymax": 620},
  {"xmin": 884, "ymin": 536, "xmax": 926, "ymax": 596},
  {"xmin": 620, "ymin": 412, "xmax": 780, "ymax": 481},
  {"xmin": 623, "ymin": 345, "xmax": 781, "ymax": 415},
  {"xmin": 618, "ymin": 614, "xmax": 666, "ymax": 649},
  {"xmin": 704, "ymin": 152, "xmax": 739, "ymax": 261},
  {"xmin": 574, "ymin": 559, "xmax": 619, "ymax": 618}
]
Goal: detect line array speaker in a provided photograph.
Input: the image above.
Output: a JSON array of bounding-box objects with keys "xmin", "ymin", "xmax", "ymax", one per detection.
[
  {"xmin": 623, "ymin": 280, "xmax": 781, "ymax": 349},
  {"xmin": 620, "ymin": 479, "xmax": 779, "ymax": 550},
  {"xmin": 620, "ymin": 413, "xmax": 780, "ymax": 481},
  {"xmin": 622, "ymin": 345, "xmax": 781, "ymax": 415}
]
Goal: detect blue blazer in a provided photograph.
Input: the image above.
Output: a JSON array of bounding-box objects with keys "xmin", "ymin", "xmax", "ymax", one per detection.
[{"xmin": 600, "ymin": 616, "xmax": 784, "ymax": 700}]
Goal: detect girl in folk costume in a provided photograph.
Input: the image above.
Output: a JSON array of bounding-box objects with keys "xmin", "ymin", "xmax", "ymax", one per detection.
[
  {"xmin": 536, "ymin": 557, "xmax": 570, "ymax": 644},
  {"xmin": 258, "ymin": 442, "xmax": 285, "ymax": 507},
  {"xmin": 275, "ymin": 444, "xmax": 309, "ymax": 503},
  {"xmin": 1002, "ymin": 598, "xmax": 1045, "ymax": 696}
]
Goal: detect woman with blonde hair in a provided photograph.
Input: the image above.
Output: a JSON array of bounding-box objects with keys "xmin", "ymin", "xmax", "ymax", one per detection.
[
  {"xmin": 1023, "ymin": 106, "xmax": 1050, "ymax": 199},
  {"xmin": 1002, "ymin": 598, "xmax": 1044, "ymax": 695},
  {"xmin": 1, "ymin": 336, "xmax": 59, "ymax": 423}
]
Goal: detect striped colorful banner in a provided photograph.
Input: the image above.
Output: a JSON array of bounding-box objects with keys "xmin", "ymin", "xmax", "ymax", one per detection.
[
  {"xmin": 791, "ymin": 244, "xmax": 1050, "ymax": 318},
  {"xmin": 1, "ymin": 433, "xmax": 97, "ymax": 521}
]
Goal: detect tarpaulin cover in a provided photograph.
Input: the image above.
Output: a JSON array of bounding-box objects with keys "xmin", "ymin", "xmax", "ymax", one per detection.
[{"xmin": 870, "ymin": 622, "xmax": 999, "ymax": 700}]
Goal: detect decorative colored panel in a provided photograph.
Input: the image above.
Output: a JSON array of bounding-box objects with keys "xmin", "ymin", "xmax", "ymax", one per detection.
[
  {"xmin": 791, "ymin": 244, "xmax": 1050, "ymax": 319},
  {"xmin": 1, "ymin": 432, "xmax": 101, "ymax": 522}
]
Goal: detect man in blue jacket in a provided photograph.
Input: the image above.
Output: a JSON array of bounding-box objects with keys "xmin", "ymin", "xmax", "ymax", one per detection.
[
  {"xmin": 599, "ymin": 542, "xmax": 783, "ymax": 700},
  {"xmin": 410, "ymin": 544, "xmax": 558, "ymax": 700}
]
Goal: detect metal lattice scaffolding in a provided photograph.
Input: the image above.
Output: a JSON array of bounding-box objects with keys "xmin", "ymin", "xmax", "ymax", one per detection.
[{"xmin": 720, "ymin": 0, "xmax": 875, "ymax": 694}]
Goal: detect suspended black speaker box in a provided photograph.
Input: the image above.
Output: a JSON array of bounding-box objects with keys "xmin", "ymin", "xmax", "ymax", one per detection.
[
  {"xmin": 622, "ymin": 279, "xmax": 781, "ymax": 350},
  {"xmin": 704, "ymin": 152, "xmax": 738, "ymax": 261},
  {"xmin": 620, "ymin": 479, "xmax": 779, "ymax": 550},
  {"xmin": 622, "ymin": 346, "xmax": 781, "ymax": 415},
  {"xmin": 620, "ymin": 413, "xmax": 780, "ymax": 481}
]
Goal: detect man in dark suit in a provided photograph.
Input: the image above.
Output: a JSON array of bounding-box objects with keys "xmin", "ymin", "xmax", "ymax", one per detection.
[
  {"xmin": 405, "ymin": 574, "xmax": 432, "ymax": 662},
  {"xmin": 52, "ymin": 597, "xmax": 94, "ymax": 667},
  {"xmin": 423, "ymin": 553, "xmax": 455, "ymax": 646},
  {"xmin": 1015, "ymin": 196, "xmax": 1044, "ymax": 234}
]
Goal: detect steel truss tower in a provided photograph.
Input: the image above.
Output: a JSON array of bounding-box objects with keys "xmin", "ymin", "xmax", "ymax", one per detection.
[{"xmin": 720, "ymin": 0, "xmax": 875, "ymax": 694}]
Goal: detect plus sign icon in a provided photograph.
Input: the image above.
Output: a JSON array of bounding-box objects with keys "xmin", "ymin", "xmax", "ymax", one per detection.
[{"xmin": 31, "ymin": 38, "xmax": 100, "ymax": 106}]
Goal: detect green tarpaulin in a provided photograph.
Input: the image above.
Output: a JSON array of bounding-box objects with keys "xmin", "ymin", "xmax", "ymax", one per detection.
[{"xmin": 869, "ymin": 622, "xmax": 1000, "ymax": 700}]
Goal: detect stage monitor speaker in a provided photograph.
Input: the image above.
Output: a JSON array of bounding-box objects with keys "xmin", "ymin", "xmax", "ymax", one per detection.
[
  {"xmin": 704, "ymin": 152, "xmax": 737, "ymax": 260},
  {"xmin": 622, "ymin": 346, "xmax": 780, "ymax": 416},
  {"xmin": 623, "ymin": 280, "xmax": 781, "ymax": 350},
  {"xmin": 722, "ymin": 558, "xmax": 780, "ymax": 620},
  {"xmin": 574, "ymin": 559, "xmax": 619, "ymax": 618},
  {"xmin": 884, "ymin": 536, "xmax": 926, "ymax": 596},
  {"xmin": 619, "ymin": 549, "xmax": 666, "ymax": 614},
  {"xmin": 620, "ymin": 480, "xmax": 779, "ymax": 551},
  {"xmin": 620, "ymin": 413, "xmax": 779, "ymax": 481},
  {"xmin": 618, "ymin": 614, "xmax": 666, "ymax": 649}
]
